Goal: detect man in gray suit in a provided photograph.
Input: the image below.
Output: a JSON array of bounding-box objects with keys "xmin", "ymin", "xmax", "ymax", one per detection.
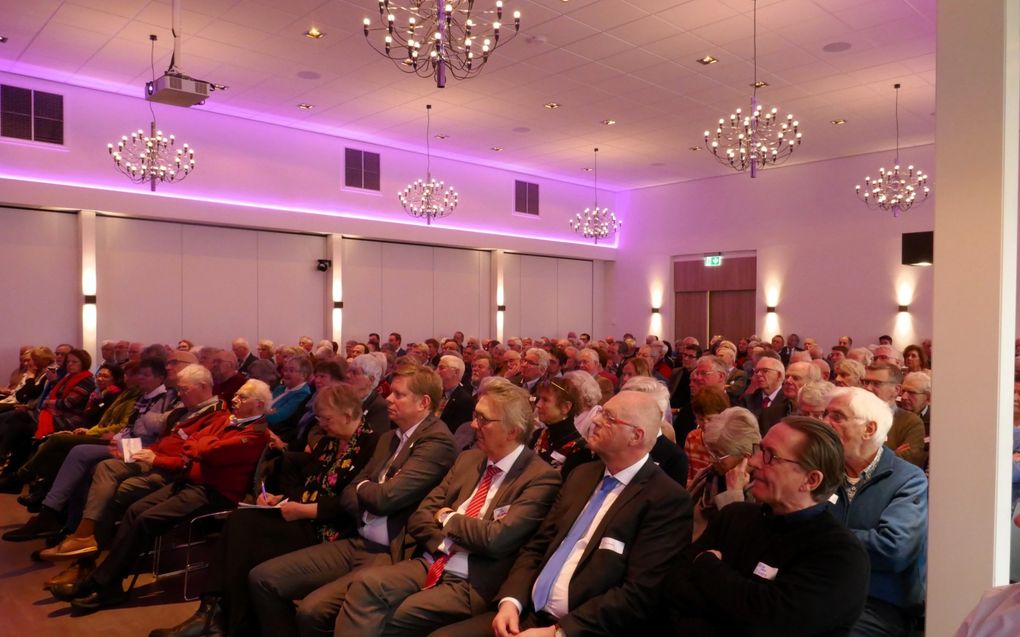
[
  {"xmin": 247, "ymin": 363, "xmax": 457, "ymax": 637},
  {"xmin": 326, "ymin": 377, "xmax": 562, "ymax": 637}
]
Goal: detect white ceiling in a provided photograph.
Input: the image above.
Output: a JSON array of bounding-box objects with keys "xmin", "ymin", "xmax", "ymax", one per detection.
[{"xmin": 0, "ymin": 0, "xmax": 937, "ymax": 190}]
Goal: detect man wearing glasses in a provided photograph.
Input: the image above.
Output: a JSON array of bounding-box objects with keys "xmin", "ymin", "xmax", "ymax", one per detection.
[
  {"xmin": 744, "ymin": 354, "xmax": 789, "ymax": 434},
  {"xmin": 668, "ymin": 416, "xmax": 871, "ymax": 635},
  {"xmin": 438, "ymin": 390, "xmax": 692, "ymax": 637},
  {"xmin": 824, "ymin": 387, "xmax": 928, "ymax": 637},
  {"xmin": 862, "ymin": 363, "xmax": 926, "ymax": 469},
  {"xmin": 326, "ymin": 378, "xmax": 561, "ymax": 637}
]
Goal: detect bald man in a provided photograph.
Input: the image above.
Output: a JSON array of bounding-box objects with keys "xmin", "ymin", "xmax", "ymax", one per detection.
[{"xmin": 436, "ymin": 391, "xmax": 693, "ymax": 637}]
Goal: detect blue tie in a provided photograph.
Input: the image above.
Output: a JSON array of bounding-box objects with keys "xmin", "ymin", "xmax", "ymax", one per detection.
[{"xmin": 532, "ymin": 475, "xmax": 620, "ymax": 612}]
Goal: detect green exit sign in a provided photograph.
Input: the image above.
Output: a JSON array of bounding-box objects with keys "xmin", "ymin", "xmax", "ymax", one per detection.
[{"xmin": 704, "ymin": 255, "xmax": 723, "ymax": 267}]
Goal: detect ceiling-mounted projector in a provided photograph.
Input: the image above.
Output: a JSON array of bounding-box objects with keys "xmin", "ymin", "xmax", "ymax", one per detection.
[{"xmin": 145, "ymin": 73, "xmax": 209, "ymax": 107}]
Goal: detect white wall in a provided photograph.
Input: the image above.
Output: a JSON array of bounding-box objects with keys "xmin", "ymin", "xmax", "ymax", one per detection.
[
  {"xmin": 95, "ymin": 215, "xmax": 326, "ymax": 349},
  {"xmin": 0, "ymin": 207, "xmax": 80, "ymax": 367},
  {"xmin": 610, "ymin": 145, "xmax": 937, "ymax": 349},
  {"xmin": 0, "ymin": 70, "xmax": 617, "ymax": 262},
  {"xmin": 502, "ymin": 253, "xmax": 594, "ymax": 339}
]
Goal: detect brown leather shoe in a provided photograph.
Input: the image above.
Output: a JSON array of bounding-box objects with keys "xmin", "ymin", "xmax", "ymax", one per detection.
[
  {"xmin": 39, "ymin": 534, "xmax": 98, "ymax": 561},
  {"xmin": 44, "ymin": 560, "xmax": 93, "ymax": 591}
]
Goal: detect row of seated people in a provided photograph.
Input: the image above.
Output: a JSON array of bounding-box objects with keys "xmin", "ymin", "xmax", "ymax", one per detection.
[{"xmin": 0, "ymin": 330, "xmax": 929, "ymax": 637}]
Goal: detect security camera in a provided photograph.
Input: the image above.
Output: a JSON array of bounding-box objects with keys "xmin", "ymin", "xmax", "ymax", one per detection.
[{"xmin": 316, "ymin": 259, "xmax": 332, "ymax": 272}]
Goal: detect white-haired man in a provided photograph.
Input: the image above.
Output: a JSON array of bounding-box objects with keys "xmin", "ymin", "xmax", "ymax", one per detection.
[
  {"xmin": 232, "ymin": 338, "xmax": 257, "ymax": 376},
  {"xmin": 520, "ymin": 348, "xmax": 551, "ymax": 394},
  {"xmin": 620, "ymin": 376, "xmax": 688, "ymax": 485},
  {"xmin": 437, "ymin": 354, "xmax": 475, "ymax": 432},
  {"xmin": 862, "ymin": 363, "xmax": 926, "ymax": 469},
  {"xmin": 743, "ymin": 355, "xmax": 788, "ymax": 434},
  {"xmin": 576, "ymin": 348, "xmax": 618, "ymax": 389},
  {"xmin": 824, "ymin": 387, "xmax": 928, "ymax": 637},
  {"xmin": 345, "ymin": 354, "xmax": 390, "ymax": 433}
]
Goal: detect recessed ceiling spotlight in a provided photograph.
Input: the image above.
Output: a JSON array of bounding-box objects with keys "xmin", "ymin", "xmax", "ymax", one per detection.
[
  {"xmin": 434, "ymin": 133, "xmax": 449, "ymax": 139},
  {"xmin": 822, "ymin": 41, "xmax": 852, "ymax": 53},
  {"xmin": 297, "ymin": 103, "xmax": 314, "ymax": 109},
  {"xmin": 601, "ymin": 119, "xmax": 617, "ymax": 126},
  {"xmin": 750, "ymin": 80, "xmax": 768, "ymax": 88},
  {"xmin": 650, "ymin": 162, "xmax": 666, "ymax": 167},
  {"xmin": 583, "ymin": 167, "xmax": 593, "ymax": 172},
  {"xmin": 831, "ymin": 118, "xmax": 847, "ymax": 125},
  {"xmin": 696, "ymin": 55, "xmax": 718, "ymax": 65},
  {"xmin": 544, "ymin": 102, "xmax": 561, "ymax": 109},
  {"xmin": 0, "ymin": 36, "xmax": 8, "ymax": 44},
  {"xmin": 304, "ymin": 26, "xmax": 325, "ymax": 39},
  {"xmin": 491, "ymin": 146, "xmax": 504, "ymax": 152},
  {"xmin": 688, "ymin": 146, "xmax": 701, "ymax": 152}
]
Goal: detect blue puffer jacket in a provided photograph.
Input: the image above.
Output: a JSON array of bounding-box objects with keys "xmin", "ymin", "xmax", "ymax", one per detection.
[{"xmin": 828, "ymin": 449, "xmax": 928, "ymax": 610}]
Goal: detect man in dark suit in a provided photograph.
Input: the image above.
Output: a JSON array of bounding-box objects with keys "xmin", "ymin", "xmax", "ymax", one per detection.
[
  {"xmin": 247, "ymin": 363, "xmax": 457, "ymax": 637},
  {"xmin": 328, "ymin": 378, "xmax": 562, "ymax": 637},
  {"xmin": 437, "ymin": 355, "xmax": 477, "ymax": 433},
  {"xmin": 232, "ymin": 337, "xmax": 258, "ymax": 376},
  {"xmin": 435, "ymin": 390, "xmax": 693, "ymax": 637},
  {"xmin": 743, "ymin": 354, "xmax": 789, "ymax": 434}
]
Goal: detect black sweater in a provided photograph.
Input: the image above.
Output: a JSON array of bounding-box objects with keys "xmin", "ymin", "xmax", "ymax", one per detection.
[{"xmin": 666, "ymin": 502, "xmax": 871, "ymax": 637}]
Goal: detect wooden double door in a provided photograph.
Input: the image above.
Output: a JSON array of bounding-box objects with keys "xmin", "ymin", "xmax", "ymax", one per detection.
[{"xmin": 673, "ymin": 256, "xmax": 756, "ymax": 345}]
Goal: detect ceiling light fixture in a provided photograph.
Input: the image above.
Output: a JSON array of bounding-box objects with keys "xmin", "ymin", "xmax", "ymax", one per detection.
[
  {"xmin": 601, "ymin": 119, "xmax": 617, "ymax": 126},
  {"xmin": 304, "ymin": 26, "xmax": 325, "ymax": 39},
  {"xmin": 544, "ymin": 102, "xmax": 561, "ymax": 109},
  {"xmin": 107, "ymin": 34, "xmax": 196, "ymax": 191},
  {"xmin": 434, "ymin": 133, "xmax": 449, "ymax": 139},
  {"xmin": 831, "ymin": 118, "xmax": 847, "ymax": 125},
  {"xmin": 399, "ymin": 104, "xmax": 458, "ymax": 225},
  {"xmin": 297, "ymin": 103, "xmax": 314, "ymax": 109},
  {"xmin": 704, "ymin": 0, "xmax": 800, "ymax": 178},
  {"xmin": 688, "ymin": 146, "xmax": 701, "ymax": 151},
  {"xmin": 856, "ymin": 83, "xmax": 930, "ymax": 217},
  {"xmin": 697, "ymin": 55, "xmax": 718, "ymax": 65},
  {"xmin": 362, "ymin": 0, "xmax": 521, "ymax": 89},
  {"xmin": 490, "ymin": 146, "xmax": 503, "ymax": 151},
  {"xmin": 570, "ymin": 147, "xmax": 620, "ymax": 244},
  {"xmin": 0, "ymin": 36, "xmax": 8, "ymax": 44},
  {"xmin": 750, "ymin": 80, "xmax": 768, "ymax": 88}
]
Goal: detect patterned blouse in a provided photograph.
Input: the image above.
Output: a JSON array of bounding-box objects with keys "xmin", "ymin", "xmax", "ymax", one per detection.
[{"xmin": 301, "ymin": 422, "xmax": 372, "ymax": 542}]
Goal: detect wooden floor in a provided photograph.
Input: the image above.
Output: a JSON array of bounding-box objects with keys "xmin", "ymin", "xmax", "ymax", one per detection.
[{"xmin": 0, "ymin": 492, "xmax": 198, "ymax": 637}]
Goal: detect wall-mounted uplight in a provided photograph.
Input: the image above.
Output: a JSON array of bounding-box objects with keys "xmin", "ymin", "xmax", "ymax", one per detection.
[
  {"xmin": 497, "ymin": 304, "xmax": 507, "ymax": 312},
  {"xmin": 84, "ymin": 295, "xmax": 97, "ymax": 304},
  {"xmin": 766, "ymin": 306, "xmax": 777, "ymax": 313},
  {"xmin": 333, "ymin": 301, "xmax": 344, "ymax": 309},
  {"xmin": 651, "ymin": 307, "xmax": 660, "ymax": 314},
  {"xmin": 898, "ymin": 304, "xmax": 909, "ymax": 312}
]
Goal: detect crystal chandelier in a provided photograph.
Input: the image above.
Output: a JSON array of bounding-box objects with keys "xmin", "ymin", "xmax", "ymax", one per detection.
[
  {"xmin": 400, "ymin": 104, "xmax": 458, "ymax": 224},
  {"xmin": 570, "ymin": 148, "xmax": 620, "ymax": 244},
  {"xmin": 704, "ymin": 0, "xmax": 801, "ymax": 177},
  {"xmin": 108, "ymin": 122, "xmax": 195, "ymax": 191},
  {"xmin": 362, "ymin": 0, "xmax": 520, "ymax": 88},
  {"xmin": 856, "ymin": 83, "xmax": 930, "ymax": 217}
]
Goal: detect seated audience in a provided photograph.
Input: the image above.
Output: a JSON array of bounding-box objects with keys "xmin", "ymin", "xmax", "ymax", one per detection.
[
  {"xmin": 245, "ymin": 363, "xmax": 456, "ymax": 637},
  {"xmin": 902, "ymin": 344, "xmax": 929, "ymax": 374},
  {"xmin": 835, "ymin": 358, "xmax": 867, "ymax": 388},
  {"xmin": 52, "ymin": 378, "xmax": 271, "ymax": 612},
  {"xmin": 668, "ymin": 416, "xmax": 871, "ymax": 635},
  {"xmin": 796, "ymin": 380, "xmax": 836, "ymax": 419},
  {"xmin": 824, "ymin": 387, "xmax": 928, "ymax": 636},
  {"xmin": 687, "ymin": 406, "xmax": 761, "ymax": 541},
  {"xmin": 619, "ymin": 375, "xmax": 688, "ymax": 484},
  {"xmin": 743, "ymin": 354, "xmax": 787, "ymax": 434},
  {"xmin": 267, "ymin": 355, "xmax": 314, "ymax": 444},
  {"xmin": 436, "ymin": 354, "xmax": 475, "ymax": 433},
  {"xmin": 149, "ymin": 383, "xmax": 382, "ymax": 637},
  {"xmin": 562, "ymin": 371, "xmax": 602, "ymax": 440},
  {"xmin": 324, "ymin": 378, "xmax": 561, "ymax": 637},
  {"xmin": 435, "ymin": 390, "xmax": 693, "ymax": 637}
]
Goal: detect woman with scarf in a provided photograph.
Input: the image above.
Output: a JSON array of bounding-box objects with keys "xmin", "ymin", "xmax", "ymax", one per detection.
[
  {"xmin": 149, "ymin": 383, "xmax": 381, "ymax": 637},
  {"xmin": 530, "ymin": 377, "xmax": 593, "ymax": 479},
  {"xmin": 688, "ymin": 406, "xmax": 761, "ymax": 542}
]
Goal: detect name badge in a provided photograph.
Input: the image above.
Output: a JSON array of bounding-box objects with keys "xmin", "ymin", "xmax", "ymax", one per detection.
[
  {"xmin": 492, "ymin": 505, "xmax": 511, "ymax": 520},
  {"xmin": 550, "ymin": 451, "xmax": 567, "ymax": 465},
  {"xmin": 177, "ymin": 428, "xmax": 189, "ymax": 440},
  {"xmin": 828, "ymin": 493, "xmax": 839, "ymax": 504},
  {"xmin": 753, "ymin": 561, "xmax": 779, "ymax": 580},
  {"xmin": 598, "ymin": 537, "xmax": 625, "ymax": 555}
]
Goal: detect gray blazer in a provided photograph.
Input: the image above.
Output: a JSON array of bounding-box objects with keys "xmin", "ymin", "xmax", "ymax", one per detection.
[{"xmin": 339, "ymin": 413, "xmax": 457, "ymax": 558}]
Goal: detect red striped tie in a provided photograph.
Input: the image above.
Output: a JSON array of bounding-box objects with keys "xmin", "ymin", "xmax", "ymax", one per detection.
[{"xmin": 422, "ymin": 464, "xmax": 502, "ymax": 588}]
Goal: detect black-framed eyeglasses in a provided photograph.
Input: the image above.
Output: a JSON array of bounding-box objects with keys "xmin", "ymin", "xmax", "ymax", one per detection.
[
  {"xmin": 472, "ymin": 411, "xmax": 502, "ymax": 426},
  {"xmin": 759, "ymin": 446, "xmax": 804, "ymax": 467}
]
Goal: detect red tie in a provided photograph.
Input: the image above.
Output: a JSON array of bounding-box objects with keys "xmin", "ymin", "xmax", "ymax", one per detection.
[
  {"xmin": 422, "ymin": 464, "xmax": 502, "ymax": 588},
  {"xmin": 762, "ymin": 395, "xmax": 771, "ymax": 409}
]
